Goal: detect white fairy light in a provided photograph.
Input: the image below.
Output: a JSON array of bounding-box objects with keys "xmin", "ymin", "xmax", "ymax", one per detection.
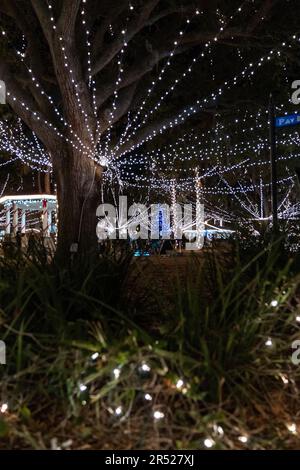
[
  {"xmin": 119, "ymin": 1, "xmax": 249, "ymax": 150},
  {"xmin": 116, "ymin": 8, "xmax": 205, "ymax": 151},
  {"xmin": 279, "ymin": 374, "xmax": 289, "ymax": 385},
  {"xmin": 140, "ymin": 363, "xmax": 151, "ymax": 372},
  {"xmin": 271, "ymin": 300, "xmax": 279, "ymax": 307},
  {"xmin": 204, "ymin": 438, "xmax": 215, "ymax": 448},
  {"xmin": 0, "ymin": 120, "xmax": 51, "ymax": 172},
  {"xmin": 117, "ymin": 36, "xmax": 300, "ymax": 159},
  {"xmin": 79, "ymin": 384, "xmax": 87, "ymax": 392},
  {"xmin": 213, "ymin": 424, "xmax": 224, "ymax": 437},
  {"xmin": 176, "ymin": 379, "xmax": 184, "ymax": 389},
  {"xmin": 0, "ymin": 403, "xmax": 8, "ymax": 413},
  {"xmin": 115, "ymin": 406, "xmax": 123, "ymax": 416},
  {"xmin": 265, "ymin": 338, "xmax": 273, "ymax": 347},
  {"xmin": 287, "ymin": 423, "xmax": 297, "ymax": 434},
  {"xmin": 238, "ymin": 435, "xmax": 248, "ymax": 444},
  {"xmin": 153, "ymin": 410, "xmax": 164, "ymax": 420},
  {"xmin": 144, "ymin": 393, "xmax": 153, "ymax": 401},
  {"xmin": 113, "ymin": 368, "xmax": 121, "ymax": 379},
  {"xmin": 296, "ymin": 316, "xmax": 300, "ymax": 323},
  {"xmin": 91, "ymin": 352, "xmax": 99, "ymax": 360},
  {"xmin": 2, "ymin": 0, "xmax": 300, "ymax": 209}
]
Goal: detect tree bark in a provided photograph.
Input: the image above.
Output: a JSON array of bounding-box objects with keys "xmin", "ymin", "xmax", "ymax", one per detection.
[
  {"xmin": 37, "ymin": 172, "xmax": 42, "ymax": 194},
  {"xmin": 53, "ymin": 144, "xmax": 102, "ymax": 261},
  {"xmin": 44, "ymin": 172, "xmax": 51, "ymax": 194}
]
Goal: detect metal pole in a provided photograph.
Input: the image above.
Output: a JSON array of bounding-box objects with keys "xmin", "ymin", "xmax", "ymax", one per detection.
[
  {"xmin": 21, "ymin": 209, "xmax": 26, "ymax": 234},
  {"xmin": 269, "ymin": 93, "xmax": 278, "ymax": 234},
  {"xmin": 42, "ymin": 199, "xmax": 49, "ymax": 237},
  {"xmin": 5, "ymin": 205, "xmax": 11, "ymax": 235},
  {"xmin": 12, "ymin": 203, "xmax": 18, "ymax": 236}
]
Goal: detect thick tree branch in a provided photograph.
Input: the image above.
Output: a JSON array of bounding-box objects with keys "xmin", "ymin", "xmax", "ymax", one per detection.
[
  {"xmin": 31, "ymin": 0, "xmax": 94, "ymax": 140},
  {"xmin": 57, "ymin": 0, "xmax": 81, "ymax": 39},
  {"xmin": 30, "ymin": 0, "xmax": 54, "ymax": 47},
  {"xmin": 98, "ymin": 82, "xmax": 138, "ymax": 133},
  {"xmin": 146, "ymin": 4, "xmax": 198, "ymax": 26},
  {"xmin": 95, "ymin": 6, "xmax": 278, "ymax": 111},
  {"xmin": 116, "ymin": 98, "xmax": 217, "ymax": 157},
  {"xmin": 90, "ymin": 1, "xmax": 129, "ymax": 53},
  {"xmin": 95, "ymin": 45, "xmax": 192, "ymax": 109},
  {"xmin": 92, "ymin": 0, "xmax": 160, "ymax": 77},
  {"xmin": 246, "ymin": 0, "xmax": 280, "ymax": 32},
  {"xmin": 0, "ymin": 61, "xmax": 60, "ymax": 150}
]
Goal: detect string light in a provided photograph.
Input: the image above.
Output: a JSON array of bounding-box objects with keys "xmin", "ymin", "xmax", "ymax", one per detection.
[
  {"xmin": 116, "ymin": 8, "xmax": 206, "ymax": 150},
  {"xmin": 279, "ymin": 374, "xmax": 289, "ymax": 385},
  {"xmin": 0, "ymin": 403, "xmax": 8, "ymax": 413},
  {"xmin": 153, "ymin": 410, "xmax": 164, "ymax": 420},
  {"xmin": 119, "ymin": 1, "xmax": 250, "ymax": 149},
  {"xmin": 115, "ymin": 406, "xmax": 123, "ymax": 416},
  {"xmin": 265, "ymin": 338, "xmax": 273, "ymax": 347},
  {"xmin": 203, "ymin": 438, "xmax": 215, "ymax": 448},
  {"xmin": 140, "ymin": 363, "xmax": 151, "ymax": 372},
  {"xmin": 287, "ymin": 423, "xmax": 297, "ymax": 435},
  {"xmin": 113, "ymin": 368, "xmax": 121, "ymax": 379}
]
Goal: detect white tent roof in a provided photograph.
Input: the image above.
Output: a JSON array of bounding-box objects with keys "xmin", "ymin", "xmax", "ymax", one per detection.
[{"xmin": 0, "ymin": 194, "xmax": 57, "ymax": 210}]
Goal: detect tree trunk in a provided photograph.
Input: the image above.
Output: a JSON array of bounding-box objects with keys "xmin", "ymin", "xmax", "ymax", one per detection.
[
  {"xmin": 37, "ymin": 172, "xmax": 42, "ymax": 194},
  {"xmin": 53, "ymin": 144, "xmax": 102, "ymax": 261},
  {"xmin": 44, "ymin": 172, "xmax": 51, "ymax": 194}
]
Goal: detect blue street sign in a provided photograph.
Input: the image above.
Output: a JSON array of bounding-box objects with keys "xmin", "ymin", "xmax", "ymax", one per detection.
[{"xmin": 275, "ymin": 114, "xmax": 300, "ymax": 128}]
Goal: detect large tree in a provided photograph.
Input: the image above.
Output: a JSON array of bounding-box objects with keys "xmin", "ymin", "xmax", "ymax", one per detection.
[{"xmin": 0, "ymin": 0, "xmax": 295, "ymax": 258}]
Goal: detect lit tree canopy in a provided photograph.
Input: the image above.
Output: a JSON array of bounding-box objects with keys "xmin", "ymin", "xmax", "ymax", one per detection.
[{"xmin": 0, "ymin": 0, "xmax": 299, "ymax": 257}]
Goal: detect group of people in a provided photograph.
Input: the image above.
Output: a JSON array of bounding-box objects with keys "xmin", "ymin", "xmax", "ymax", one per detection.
[
  {"xmin": 130, "ymin": 236, "xmax": 191, "ymax": 256},
  {"xmin": 97, "ymin": 234, "xmax": 193, "ymax": 257},
  {"xmin": 1, "ymin": 231, "xmax": 55, "ymax": 259}
]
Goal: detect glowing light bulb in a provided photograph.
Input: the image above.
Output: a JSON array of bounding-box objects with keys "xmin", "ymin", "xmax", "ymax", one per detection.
[
  {"xmin": 204, "ymin": 438, "xmax": 215, "ymax": 448},
  {"xmin": 270, "ymin": 300, "xmax": 278, "ymax": 307},
  {"xmin": 144, "ymin": 394, "xmax": 153, "ymax": 401},
  {"xmin": 153, "ymin": 411, "xmax": 164, "ymax": 420},
  {"xmin": 0, "ymin": 403, "xmax": 8, "ymax": 413},
  {"xmin": 238, "ymin": 435, "xmax": 248, "ymax": 443},
  {"xmin": 287, "ymin": 423, "xmax": 297, "ymax": 434},
  {"xmin": 280, "ymin": 374, "xmax": 289, "ymax": 385},
  {"xmin": 176, "ymin": 379, "xmax": 184, "ymax": 389},
  {"xmin": 79, "ymin": 384, "xmax": 87, "ymax": 392},
  {"xmin": 141, "ymin": 363, "xmax": 151, "ymax": 372},
  {"xmin": 115, "ymin": 406, "xmax": 123, "ymax": 416},
  {"xmin": 91, "ymin": 352, "xmax": 99, "ymax": 360},
  {"xmin": 113, "ymin": 368, "xmax": 121, "ymax": 379},
  {"xmin": 265, "ymin": 338, "xmax": 273, "ymax": 347}
]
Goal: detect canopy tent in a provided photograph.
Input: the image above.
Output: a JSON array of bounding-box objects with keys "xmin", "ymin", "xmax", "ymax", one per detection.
[{"xmin": 0, "ymin": 194, "xmax": 57, "ymax": 237}]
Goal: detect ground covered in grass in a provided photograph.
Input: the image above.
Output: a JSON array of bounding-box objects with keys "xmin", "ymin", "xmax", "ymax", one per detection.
[{"xmin": 1, "ymin": 239, "xmax": 300, "ymax": 450}]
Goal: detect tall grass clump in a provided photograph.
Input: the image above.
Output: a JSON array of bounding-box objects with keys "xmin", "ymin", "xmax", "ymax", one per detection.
[{"xmin": 0, "ymin": 239, "xmax": 300, "ymax": 449}]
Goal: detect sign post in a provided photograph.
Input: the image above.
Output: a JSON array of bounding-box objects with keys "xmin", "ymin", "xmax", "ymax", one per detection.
[
  {"xmin": 269, "ymin": 94, "xmax": 278, "ymax": 235},
  {"xmin": 275, "ymin": 113, "xmax": 300, "ymax": 128},
  {"xmin": 273, "ymin": 107, "xmax": 300, "ymax": 233}
]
